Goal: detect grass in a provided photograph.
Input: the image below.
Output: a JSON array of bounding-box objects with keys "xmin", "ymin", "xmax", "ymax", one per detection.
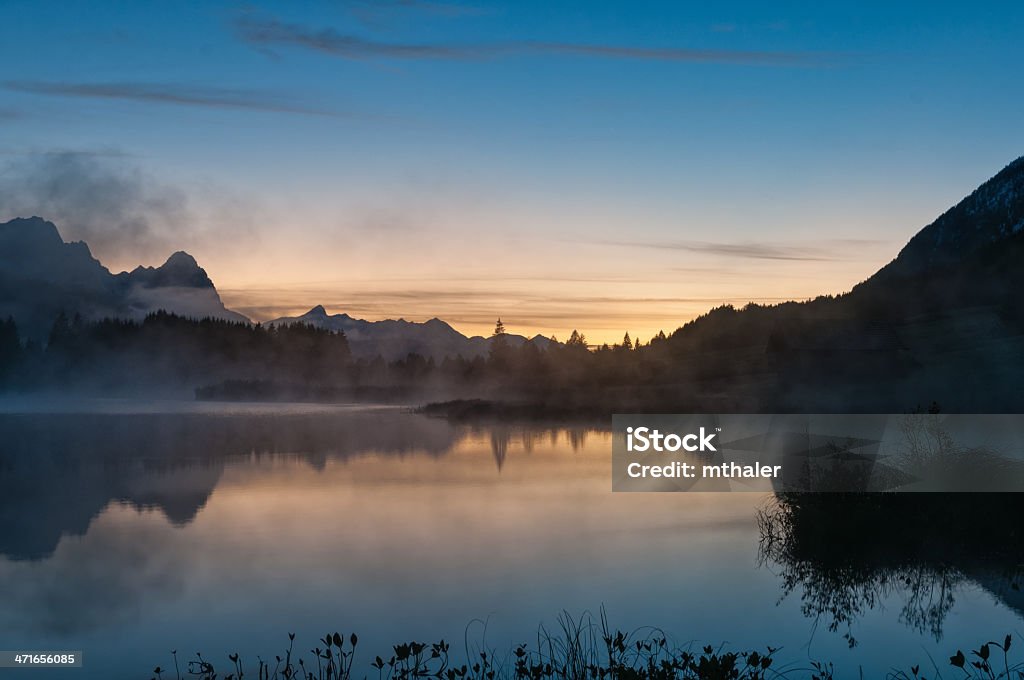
[{"xmin": 148, "ymin": 608, "xmax": 1024, "ymax": 680}]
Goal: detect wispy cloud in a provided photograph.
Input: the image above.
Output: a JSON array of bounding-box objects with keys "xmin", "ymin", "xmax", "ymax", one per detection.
[
  {"xmin": 363, "ymin": 0, "xmax": 483, "ymax": 16},
  {"xmin": 595, "ymin": 238, "xmax": 886, "ymax": 262},
  {"xmin": 3, "ymin": 81, "xmax": 342, "ymax": 117},
  {"xmin": 220, "ymin": 287, "xmax": 796, "ymax": 328},
  {"xmin": 343, "ymin": 0, "xmax": 487, "ymax": 28},
  {"xmin": 234, "ymin": 17, "xmax": 836, "ymax": 66}
]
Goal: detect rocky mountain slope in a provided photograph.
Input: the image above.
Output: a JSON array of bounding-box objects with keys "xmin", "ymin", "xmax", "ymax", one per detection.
[{"xmin": 0, "ymin": 216, "xmax": 248, "ymax": 339}]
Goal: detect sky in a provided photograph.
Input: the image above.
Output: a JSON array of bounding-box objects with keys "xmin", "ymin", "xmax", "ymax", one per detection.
[{"xmin": 1, "ymin": 0, "xmax": 1023, "ymax": 344}]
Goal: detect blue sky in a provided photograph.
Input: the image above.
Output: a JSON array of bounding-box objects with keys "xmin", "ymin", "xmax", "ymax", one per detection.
[{"xmin": 2, "ymin": 0, "xmax": 1022, "ymax": 341}]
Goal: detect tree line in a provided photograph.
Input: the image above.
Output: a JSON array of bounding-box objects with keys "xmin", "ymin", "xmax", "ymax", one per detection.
[
  {"xmin": 1, "ymin": 294, "xmax": 967, "ymax": 413},
  {"xmin": 0, "ymin": 311, "xmax": 681, "ymax": 402}
]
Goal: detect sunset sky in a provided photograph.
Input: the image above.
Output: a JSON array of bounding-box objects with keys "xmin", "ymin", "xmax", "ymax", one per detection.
[{"xmin": 2, "ymin": 1, "xmax": 1023, "ymax": 343}]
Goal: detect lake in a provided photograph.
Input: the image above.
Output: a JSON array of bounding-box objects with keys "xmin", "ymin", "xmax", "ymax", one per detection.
[{"xmin": 0, "ymin": 401, "xmax": 1021, "ymax": 678}]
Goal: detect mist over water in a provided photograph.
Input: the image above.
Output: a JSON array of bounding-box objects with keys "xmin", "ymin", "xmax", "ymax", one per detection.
[{"xmin": 0, "ymin": 402, "xmax": 1021, "ymax": 679}]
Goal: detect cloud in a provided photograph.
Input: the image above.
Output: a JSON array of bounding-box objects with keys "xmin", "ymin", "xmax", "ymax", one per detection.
[
  {"xmin": 343, "ymin": 0, "xmax": 487, "ymax": 28},
  {"xmin": 234, "ymin": 17, "xmax": 835, "ymax": 66},
  {"xmin": 0, "ymin": 151, "xmax": 255, "ymax": 267},
  {"xmin": 594, "ymin": 239, "xmax": 882, "ymax": 261},
  {"xmin": 3, "ymin": 81, "xmax": 342, "ymax": 117},
  {"xmin": 220, "ymin": 284, "xmax": 797, "ymax": 329},
  {"xmin": 356, "ymin": 0, "xmax": 482, "ymax": 16}
]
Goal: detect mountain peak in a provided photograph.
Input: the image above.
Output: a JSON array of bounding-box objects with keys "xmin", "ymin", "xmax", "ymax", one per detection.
[
  {"xmin": 0, "ymin": 218, "xmax": 248, "ymax": 337},
  {"xmin": 124, "ymin": 250, "xmax": 213, "ymax": 289},
  {"xmin": 0, "ymin": 215, "xmax": 107, "ymax": 282},
  {"xmin": 0, "ymin": 216, "xmax": 65, "ymax": 249},
  {"xmin": 306, "ymin": 305, "xmax": 328, "ymax": 316},
  {"xmin": 164, "ymin": 251, "xmax": 200, "ymax": 269}
]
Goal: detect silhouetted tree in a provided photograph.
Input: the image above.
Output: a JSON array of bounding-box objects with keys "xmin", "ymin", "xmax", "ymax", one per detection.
[
  {"xmin": 566, "ymin": 330, "xmax": 587, "ymax": 347},
  {"xmin": 489, "ymin": 317, "xmax": 512, "ymax": 369}
]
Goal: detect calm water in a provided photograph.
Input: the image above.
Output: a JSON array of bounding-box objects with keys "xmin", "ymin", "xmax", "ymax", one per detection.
[{"xmin": 0, "ymin": 401, "xmax": 1021, "ymax": 679}]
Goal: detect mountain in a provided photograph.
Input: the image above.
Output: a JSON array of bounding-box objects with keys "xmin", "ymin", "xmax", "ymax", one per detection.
[
  {"xmin": 654, "ymin": 155, "xmax": 1024, "ymax": 413},
  {"xmin": 0, "ymin": 216, "xmax": 249, "ymax": 339},
  {"xmin": 849, "ymin": 155, "xmax": 1024, "ymax": 313},
  {"xmin": 872, "ymin": 156, "xmax": 1024, "ymax": 281},
  {"xmin": 268, "ymin": 305, "xmax": 556, "ymax": 360}
]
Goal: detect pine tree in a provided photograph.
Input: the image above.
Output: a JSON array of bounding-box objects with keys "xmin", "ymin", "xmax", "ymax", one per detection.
[
  {"xmin": 489, "ymin": 317, "xmax": 510, "ymax": 365},
  {"xmin": 622, "ymin": 332, "xmax": 633, "ymax": 351},
  {"xmin": 567, "ymin": 330, "xmax": 587, "ymax": 347}
]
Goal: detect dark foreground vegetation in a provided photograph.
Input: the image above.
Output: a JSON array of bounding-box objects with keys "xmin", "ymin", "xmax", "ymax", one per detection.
[{"xmin": 151, "ymin": 611, "xmax": 1023, "ymax": 680}]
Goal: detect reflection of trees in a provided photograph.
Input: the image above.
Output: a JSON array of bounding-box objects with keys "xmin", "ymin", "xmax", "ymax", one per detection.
[
  {"xmin": 477, "ymin": 425, "xmax": 606, "ymax": 470},
  {"xmin": 757, "ymin": 494, "xmax": 1024, "ymax": 647},
  {"xmin": 0, "ymin": 410, "xmax": 460, "ymax": 560},
  {"xmin": 568, "ymin": 428, "xmax": 588, "ymax": 451},
  {"xmin": 490, "ymin": 429, "xmax": 510, "ymax": 470}
]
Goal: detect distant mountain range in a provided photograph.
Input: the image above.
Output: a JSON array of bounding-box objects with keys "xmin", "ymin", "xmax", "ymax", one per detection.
[
  {"xmin": 266, "ymin": 305, "xmax": 555, "ymax": 360},
  {"xmin": 0, "ymin": 216, "xmax": 247, "ymax": 339},
  {"xmin": 0, "ymin": 216, "xmax": 554, "ymax": 359},
  {"xmin": 3, "ymin": 154, "xmax": 1024, "ymax": 374}
]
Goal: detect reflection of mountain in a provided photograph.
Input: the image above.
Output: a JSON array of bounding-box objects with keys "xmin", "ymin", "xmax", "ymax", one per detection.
[
  {"xmin": 268, "ymin": 305, "xmax": 555, "ymax": 360},
  {"xmin": 0, "ymin": 461, "xmax": 223, "ymax": 560},
  {"xmin": 0, "ymin": 217, "xmax": 248, "ymax": 339},
  {"xmin": 758, "ymin": 494, "xmax": 1024, "ymax": 646},
  {"xmin": 0, "ymin": 410, "xmax": 460, "ymax": 560}
]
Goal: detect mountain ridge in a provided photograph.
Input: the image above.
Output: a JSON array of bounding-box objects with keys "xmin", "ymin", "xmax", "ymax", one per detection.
[
  {"xmin": 5, "ymin": 153, "xmax": 1024, "ymax": 365},
  {"xmin": 0, "ymin": 216, "xmax": 248, "ymax": 339},
  {"xmin": 267, "ymin": 305, "xmax": 556, "ymax": 361},
  {"xmin": 870, "ymin": 155, "xmax": 1024, "ymax": 282}
]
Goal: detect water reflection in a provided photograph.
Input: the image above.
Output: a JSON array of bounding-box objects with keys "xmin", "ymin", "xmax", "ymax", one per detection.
[
  {"xmin": 0, "ymin": 409, "xmax": 448, "ymax": 560},
  {"xmin": 0, "ymin": 409, "xmax": 602, "ymax": 561},
  {"xmin": 757, "ymin": 493, "xmax": 1024, "ymax": 647},
  {"xmin": 1, "ymin": 405, "xmax": 1023, "ymax": 679}
]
